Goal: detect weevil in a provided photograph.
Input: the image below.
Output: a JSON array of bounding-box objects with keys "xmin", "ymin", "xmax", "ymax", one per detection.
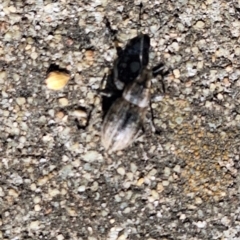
[{"xmin": 101, "ymin": 31, "xmax": 164, "ymax": 152}]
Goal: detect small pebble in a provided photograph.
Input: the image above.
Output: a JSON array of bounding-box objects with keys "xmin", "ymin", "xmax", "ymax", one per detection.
[
  {"xmin": 91, "ymin": 181, "xmax": 99, "ymax": 192},
  {"xmin": 82, "ymin": 151, "xmax": 103, "ymax": 162},
  {"xmin": 4, "ymin": 32, "xmax": 12, "ymax": 41},
  {"xmin": 16, "ymin": 97, "xmax": 26, "ymax": 106},
  {"xmin": 235, "ymin": 114, "xmax": 240, "ymax": 121},
  {"xmin": 225, "ymin": 65, "xmax": 232, "ymax": 72},
  {"xmin": 71, "ymin": 109, "xmax": 87, "ymax": 119},
  {"xmin": 34, "ymin": 204, "xmax": 41, "ymax": 211},
  {"xmin": 195, "ymin": 197, "xmax": 203, "ymax": 205},
  {"xmin": 0, "ymin": 187, "xmax": 5, "ymax": 197},
  {"xmin": 179, "ymin": 214, "xmax": 186, "ymax": 220},
  {"xmin": 84, "ymin": 50, "xmax": 95, "ymax": 64},
  {"xmin": 117, "ymin": 167, "xmax": 125, "ymax": 176},
  {"xmin": 72, "ymin": 159, "xmax": 80, "ymax": 168},
  {"xmin": 8, "ymin": 6, "xmax": 17, "ymax": 13},
  {"xmin": 55, "ymin": 111, "xmax": 65, "ymax": 120},
  {"xmin": 130, "ymin": 163, "xmax": 137, "ymax": 173},
  {"xmin": 217, "ymin": 93, "xmax": 223, "ymax": 100},
  {"xmin": 222, "ymin": 77, "xmax": 230, "ymax": 87},
  {"xmin": 45, "ymin": 71, "xmax": 70, "ymax": 90},
  {"xmin": 173, "ymin": 69, "xmax": 180, "ymax": 79},
  {"xmin": 8, "ymin": 188, "xmax": 18, "ymax": 198},
  {"xmin": 29, "ymin": 220, "xmax": 40, "ymax": 230},
  {"xmin": 175, "ymin": 116, "xmax": 183, "ymax": 125},
  {"xmin": 30, "ymin": 183, "xmax": 37, "ymax": 191},
  {"xmin": 58, "ymin": 97, "xmax": 68, "ymax": 106},
  {"xmin": 78, "ymin": 185, "xmax": 86, "ymax": 192},
  {"xmin": 162, "ymin": 180, "xmax": 169, "ymax": 186},
  {"xmin": 151, "ymin": 190, "xmax": 159, "ymax": 200},
  {"xmin": 164, "ymin": 167, "xmax": 171, "ymax": 176},
  {"xmin": 60, "ymin": 165, "xmax": 73, "ymax": 179},
  {"xmin": 234, "ymin": 47, "xmax": 240, "ymax": 56},
  {"xmin": 33, "ymin": 196, "xmax": 41, "ymax": 204},
  {"xmin": 150, "ymin": 24, "xmax": 159, "ymax": 34},
  {"xmin": 193, "ymin": 221, "xmax": 206, "ymax": 228},
  {"xmin": 0, "ymin": 71, "xmax": 7, "ymax": 84},
  {"xmin": 157, "ymin": 183, "xmax": 164, "ymax": 193},
  {"xmin": 88, "ymin": 237, "xmax": 97, "ymax": 240},
  {"xmin": 19, "ymin": 136, "xmax": 26, "ymax": 143},
  {"xmin": 173, "ymin": 165, "xmax": 181, "ymax": 173},
  {"xmin": 136, "ymin": 178, "xmax": 144, "ymax": 186},
  {"xmin": 38, "ymin": 176, "xmax": 48, "ymax": 186},
  {"xmin": 221, "ymin": 216, "xmax": 231, "ymax": 226},
  {"xmin": 49, "ymin": 188, "xmax": 60, "ymax": 197},
  {"xmin": 194, "ymin": 20, "xmax": 205, "ymax": 29},
  {"xmin": 169, "ymin": 41, "xmax": 180, "ymax": 52},
  {"xmin": 205, "ymin": 101, "xmax": 212, "ymax": 108},
  {"xmin": 66, "ymin": 207, "xmax": 77, "ymax": 217},
  {"xmin": 117, "ymin": 234, "xmax": 127, "ymax": 240},
  {"xmin": 31, "ymin": 51, "xmax": 38, "ymax": 60},
  {"xmin": 57, "ymin": 234, "xmax": 64, "ymax": 240}
]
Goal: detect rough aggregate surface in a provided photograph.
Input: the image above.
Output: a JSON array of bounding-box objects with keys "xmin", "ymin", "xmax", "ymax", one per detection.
[{"xmin": 1, "ymin": 0, "xmax": 240, "ymax": 239}]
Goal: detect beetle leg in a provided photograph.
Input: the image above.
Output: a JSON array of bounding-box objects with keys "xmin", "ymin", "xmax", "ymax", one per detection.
[
  {"xmin": 152, "ymin": 63, "xmax": 165, "ymax": 77},
  {"xmin": 104, "ymin": 17, "xmax": 118, "ymax": 40},
  {"xmin": 149, "ymin": 99, "xmax": 163, "ymax": 135},
  {"xmin": 86, "ymin": 73, "xmax": 110, "ymax": 132},
  {"xmin": 97, "ymin": 72, "xmax": 116, "ymax": 97},
  {"xmin": 112, "ymin": 55, "xmax": 126, "ymax": 91},
  {"xmin": 134, "ymin": 128, "xmax": 145, "ymax": 143},
  {"xmin": 99, "ymin": 91, "xmax": 113, "ymax": 97},
  {"xmin": 85, "ymin": 107, "xmax": 98, "ymax": 131},
  {"xmin": 146, "ymin": 105, "xmax": 156, "ymax": 133},
  {"xmin": 149, "ymin": 114, "xmax": 156, "ymax": 133}
]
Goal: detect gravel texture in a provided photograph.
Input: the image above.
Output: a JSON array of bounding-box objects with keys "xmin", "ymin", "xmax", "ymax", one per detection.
[{"xmin": 1, "ymin": 0, "xmax": 240, "ymax": 239}]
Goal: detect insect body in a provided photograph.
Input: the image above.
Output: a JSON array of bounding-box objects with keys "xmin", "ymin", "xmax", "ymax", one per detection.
[
  {"xmin": 101, "ymin": 66, "xmax": 153, "ymax": 152},
  {"xmin": 101, "ymin": 4, "xmax": 162, "ymax": 152}
]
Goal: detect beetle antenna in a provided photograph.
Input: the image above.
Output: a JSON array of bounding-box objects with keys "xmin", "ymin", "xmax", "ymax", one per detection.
[
  {"xmin": 138, "ymin": 2, "xmax": 144, "ymax": 68},
  {"xmin": 138, "ymin": 2, "xmax": 143, "ymax": 34}
]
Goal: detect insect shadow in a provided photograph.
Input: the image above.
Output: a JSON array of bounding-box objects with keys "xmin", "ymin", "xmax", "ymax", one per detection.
[{"xmin": 46, "ymin": 63, "xmax": 70, "ymax": 76}]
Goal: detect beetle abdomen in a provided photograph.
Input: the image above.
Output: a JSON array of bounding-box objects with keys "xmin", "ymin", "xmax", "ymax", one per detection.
[{"xmin": 101, "ymin": 98, "xmax": 143, "ymax": 152}]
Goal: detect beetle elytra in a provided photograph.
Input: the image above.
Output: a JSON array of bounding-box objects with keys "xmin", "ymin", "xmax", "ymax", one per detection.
[{"xmin": 101, "ymin": 67, "xmax": 153, "ymax": 152}]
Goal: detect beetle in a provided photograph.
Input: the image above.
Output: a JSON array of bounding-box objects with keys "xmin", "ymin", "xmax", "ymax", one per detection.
[
  {"xmin": 100, "ymin": 2, "xmax": 168, "ymax": 152},
  {"xmin": 101, "ymin": 31, "xmax": 164, "ymax": 152}
]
